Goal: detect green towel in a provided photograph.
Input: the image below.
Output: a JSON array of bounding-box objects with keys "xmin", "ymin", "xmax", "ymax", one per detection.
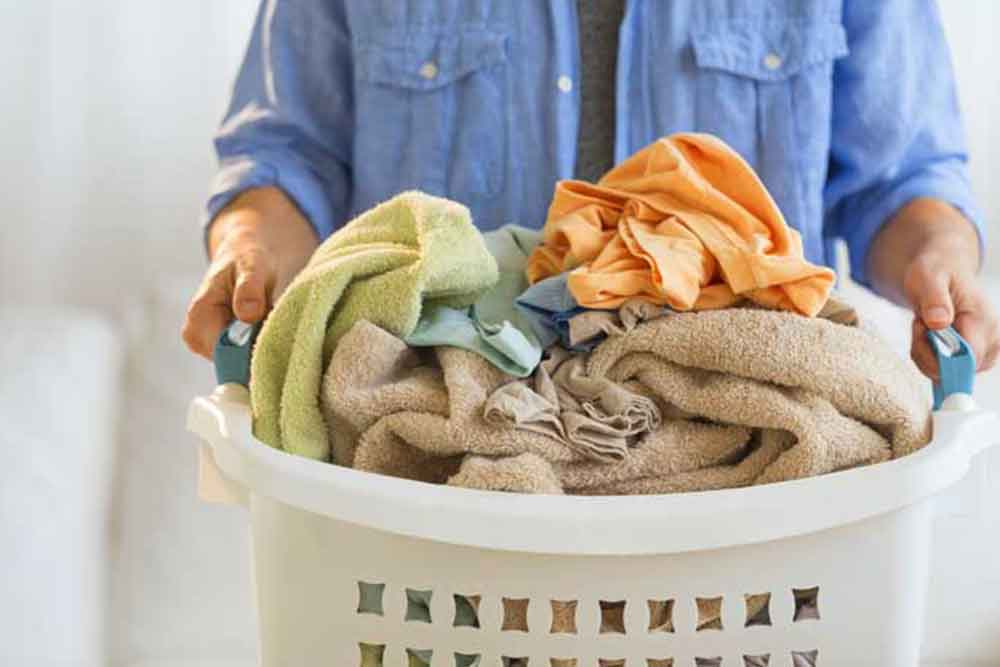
[
  {"xmin": 250, "ymin": 191, "xmax": 498, "ymax": 458},
  {"xmin": 404, "ymin": 225, "xmax": 544, "ymax": 377}
]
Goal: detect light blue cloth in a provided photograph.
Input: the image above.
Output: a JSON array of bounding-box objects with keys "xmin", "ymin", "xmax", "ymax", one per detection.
[
  {"xmin": 514, "ymin": 273, "xmax": 596, "ymax": 352},
  {"xmin": 207, "ymin": 0, "xmax": 980, "ymax": 286},
  {"xmin": 405, "ymin": 226, "xmax": 543, "ymax": 377}
]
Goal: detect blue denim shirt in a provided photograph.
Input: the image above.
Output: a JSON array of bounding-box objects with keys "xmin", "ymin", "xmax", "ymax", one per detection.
[{"xmin": 207, "ymin": 0, "xmax": 980, "ymax": 284}]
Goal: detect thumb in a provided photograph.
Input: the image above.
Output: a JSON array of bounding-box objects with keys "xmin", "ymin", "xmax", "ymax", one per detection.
[
  {"xmin": 232, "ymin": 250, "xmax": 275, "ymax": 323},
  {"xmin": 905, "ymin": 263, "xmax": 954, "ymax": 331}
]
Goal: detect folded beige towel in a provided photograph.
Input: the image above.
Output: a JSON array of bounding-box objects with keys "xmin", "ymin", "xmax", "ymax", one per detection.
[{"xmin": 322, "ymin": 304, "xmax": 930, "ymax": 495}]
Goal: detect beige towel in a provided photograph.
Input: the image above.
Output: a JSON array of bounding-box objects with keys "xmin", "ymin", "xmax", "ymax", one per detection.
[
  {"xmin": 321, "ymin": 321, "xmax": 579, "ymax": 476},
  {"xmin": 322, "ymin": 305, "xmax": 930, "ymax": 495}
]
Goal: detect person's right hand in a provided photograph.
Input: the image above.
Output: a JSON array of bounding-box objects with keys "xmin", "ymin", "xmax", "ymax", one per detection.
[{"xmin": 182, "ymin": 186, "xmax": 319, "ymax": 359}]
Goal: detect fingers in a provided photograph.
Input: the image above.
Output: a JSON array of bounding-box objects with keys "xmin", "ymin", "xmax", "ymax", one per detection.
[
  {"xmin": 903, "ymin": 258, "xmax": 954, "ymax": 330},
  {"xmin": 910, "ymin": 317, "xmax": 939, "ymax": 380},
  {"xmin": 954, "ymin": 310, "xmax": 1000, "ymax": 373},
  {"xmin": 910, "ymin": 269, "xmax": 1000, "ymax": 377},
  {"xmin": 182, "ymin": 265, "xmax": 236, "ymax": 360}
]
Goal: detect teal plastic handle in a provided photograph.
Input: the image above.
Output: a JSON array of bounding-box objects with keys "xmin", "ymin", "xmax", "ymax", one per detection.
[
  {"xmin": 926, "ymin": 326, "xmax": 975, "ymax": 409},
  {"xmin": 213, "ymin": 321, "xmax": 260, "ymax": 387}
]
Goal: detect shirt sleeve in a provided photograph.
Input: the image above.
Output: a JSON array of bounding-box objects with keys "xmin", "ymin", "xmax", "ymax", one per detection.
[
  {"xmin": 824, "ymin": 0, "xmax": 982, "ymax": 286},
  {"xmin": 204, "ymin": 0, "xmax": 353, "ymax": 242}
]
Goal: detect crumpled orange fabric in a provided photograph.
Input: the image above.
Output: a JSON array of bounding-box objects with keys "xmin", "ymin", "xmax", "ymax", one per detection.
[{"xmin": 526, "ymin": 133, "xmax": 835, "ymax": 316}]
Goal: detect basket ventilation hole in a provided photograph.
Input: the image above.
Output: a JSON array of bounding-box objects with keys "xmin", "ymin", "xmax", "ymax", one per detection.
[
  {"xmin": 501, "ymin": 598, "xmax": 530, "ymax": 632},
  {"xmin": 599, "ymin": 600, "xmax": 626, "ymax": 634},
  {"xmin": 406, "ymin": 648, "xmax": 432, "ymax": 667},
  {"xmin": 695, "ymin": 596, "xmax": 724, "ymax": 631},
  {"xmin": 550, "ymin": 660, "xmax": 577, "ymax": 667},
  {"xmin": 455, "ymin": 652, "xmax": 481, "ymax": 667},
  {"xmin": 793, "ymin": 587, "xmax": 820, "ymax": 621},
  {"xmin": 743, "ymin": 655, "xmax": 770, "ymax": 667},
  {"xmin": 647, "ymin": 660, "xmax": 673, "ymax": 667},
  {"xmin": 356, "ymin": 582, "xmax": 384, "ymax": 616},
  {"xmin": 453, "ymin": 594, "xmax": 481, "ymax": 628},
  {"xmin": 550, "ymin": 600, "xmax": 578, "ymax": 634},
  {"xmin": 358, "ymin": 642, "xmax": 384, "ymax": 666},
  {"xmin": 502, "ymin": 658, "xmax": 528, "ymax": 667},
  {"xmin": 598, "ymin": 660, "xmax": 625, "ymax": 667},
  {"xmin": 695, "ymin": 658, "xmax": 722, "ymax": 667},
  {"xmin": 647, "ymin": 599, "xmax": 675, "ymax": 633},
  {"xmin": 405, "ymin": 589, "xmax": 433, "ymax": 623},
  {"xmin": 744, "ymin": 593, "xmax": 771, "ymax": 627},
  {"xmin": 791, "ymin": 650, "xmax": 818, "ymax": 667}
]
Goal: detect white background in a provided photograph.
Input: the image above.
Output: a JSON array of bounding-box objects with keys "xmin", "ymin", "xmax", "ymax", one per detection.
[{"xmin": 0, "ymin": 2, "xmax": 997, "ymax": 665}]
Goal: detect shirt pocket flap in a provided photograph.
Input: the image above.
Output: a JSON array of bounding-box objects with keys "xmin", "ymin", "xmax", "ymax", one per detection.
[
  {"xmin": 355, "ymin": 29, "xmax": 509, "ymax": 92},
  {"xmin": 691, "ymin": 18, "xmax": 848, "ymax": 81}
]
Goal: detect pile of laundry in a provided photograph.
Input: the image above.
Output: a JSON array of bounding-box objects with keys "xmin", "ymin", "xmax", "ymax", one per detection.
[{"xmin": 249, "ymin": 133, "xmax": 931, "ymax": 496}]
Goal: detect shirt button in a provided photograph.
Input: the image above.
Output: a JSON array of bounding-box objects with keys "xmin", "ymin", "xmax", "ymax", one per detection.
[
  {"xmin": 763, "ymin": 53, "xmax": 783, "ymax": 71},
  {"xmin": 557, "ymin": 75, "xmax": 573, "ymax": 93},
  {"xmin": 419, "ymin": 61, "xmax": 438, "ymax": 80}
]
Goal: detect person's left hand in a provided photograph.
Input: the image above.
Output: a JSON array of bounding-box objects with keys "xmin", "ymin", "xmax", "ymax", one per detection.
[{"xmin": 902, "ymin": 250, "xmax": 1000, "ymax": 380}]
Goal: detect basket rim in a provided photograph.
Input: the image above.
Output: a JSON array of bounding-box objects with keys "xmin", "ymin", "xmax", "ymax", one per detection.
[{"xmin": 188, "ymin": 387, "xmax": 997, "ymax": 555}]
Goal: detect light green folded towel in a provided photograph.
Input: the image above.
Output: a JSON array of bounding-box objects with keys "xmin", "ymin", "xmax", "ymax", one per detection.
[{"xmin": 250, "ymin": 191, "xmax": 498, "ymax": 459}]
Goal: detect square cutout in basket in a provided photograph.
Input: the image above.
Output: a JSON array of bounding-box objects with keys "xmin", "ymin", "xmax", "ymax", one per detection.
[
  {"xmin": 407, "ymin": 648, "xmax": 433, "ymax": 667},
  {"xmin": 502, "ymin": 598, "xmax": 530, "ymax": 632},
  {"xmin": 793, "ymin": 587, "xmax": 820, "ymax": 621},
  {"xmin": 744, "ymin": 593, "xmax": 771, "ymax": 627},
  {"xmin": 696, "ymin": 596, "xmax": 723, "ymax": 631},
  {"xmin": 599, "ymin": 600, "xmax": 626, "ymax": 634},
  {"xmin": 356, "ymin": 581, "xmax": 384, "ymax": 615},
  {"xmin": 358, "ymin": 643, "xmax": 385, "ymax": 666},
  {"xmin": 454, "ymin": 594, "xmax": 481, "ymax": 628},
  {"xmin": 405, "ymin": 589, "xmax": 433, "ymax": 623},
  {"xmin": 791, "ymin": 649, "xmax": 818, "ymax": 666},
  {"xmin": 647, "ymin": 599, "xmax": 675, "ymax": 633},
  {"xmin": 550, "ymin": 599, "xmax": 578, "ymax": 634}
]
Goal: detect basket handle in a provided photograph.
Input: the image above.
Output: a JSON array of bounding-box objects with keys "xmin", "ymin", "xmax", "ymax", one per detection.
[
  {"xmin": 927, "ymin": 326, "xmax": 976, "ymax": 411},
  {"xmin": 213, "ymin": 320, "xmax": 260, "ymax": 388}
]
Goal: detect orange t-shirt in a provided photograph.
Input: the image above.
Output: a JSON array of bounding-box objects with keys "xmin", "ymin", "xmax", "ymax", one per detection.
[{"xmin": 526, "ymin": 133, "xmax": 835, "ymax": 316}]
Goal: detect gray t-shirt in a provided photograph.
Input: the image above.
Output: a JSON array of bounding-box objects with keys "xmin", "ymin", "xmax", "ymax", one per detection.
[{"xmin": 574, "ymin": 0, "xmax": 625, "ymax": 183}]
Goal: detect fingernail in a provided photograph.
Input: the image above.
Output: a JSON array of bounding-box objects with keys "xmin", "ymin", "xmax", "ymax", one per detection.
[
  {"xmin": 237, "ymin": 299, "xmax": 260, "ymax": 314},
  {"xmin": 924, "ymin": 306, "xmax": 949, "ymax": 323}
]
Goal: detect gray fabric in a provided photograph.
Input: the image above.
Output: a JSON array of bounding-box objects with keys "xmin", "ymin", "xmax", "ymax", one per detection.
[
  {"xmin": 567, "ymin": 298, "xmax": 672, "ymax": 347},
  {"xmin": 484, "ymin": 345, "xmax": 661, "ymax": 462},
  {"xmin": 575, "ymin": 0, "xmax": 625, "ymax": 182}
]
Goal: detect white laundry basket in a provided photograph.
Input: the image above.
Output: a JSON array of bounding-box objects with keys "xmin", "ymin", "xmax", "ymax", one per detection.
[{"xmin": 188, "ymin": 385, "xmax": 997, "ymax": 667}]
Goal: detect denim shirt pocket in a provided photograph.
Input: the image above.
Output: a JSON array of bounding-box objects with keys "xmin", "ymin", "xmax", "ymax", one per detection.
[
  {"xmin": 354, "ymin": 28, "xmax": 509, "ymax": 199},
  {"xmin": 689, "ymin": 17, "xmax": 848, "ymax": 254}
]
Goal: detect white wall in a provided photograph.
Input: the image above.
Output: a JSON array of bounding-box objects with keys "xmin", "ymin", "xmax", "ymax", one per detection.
[
  {"xmin": 0, "ymin": 2, "xmax": 998, "ymax": 666},
  {"xmin": 940, "ymin": 1, "xmax": 1000, "ymax": 270}
]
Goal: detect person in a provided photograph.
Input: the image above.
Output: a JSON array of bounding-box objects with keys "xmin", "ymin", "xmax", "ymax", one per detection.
[{"xmin": 182, "ymin": 0, "xmax": 999, "ymax": 380}]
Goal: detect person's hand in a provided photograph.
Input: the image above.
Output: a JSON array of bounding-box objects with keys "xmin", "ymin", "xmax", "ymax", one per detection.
[
  {"xmin": 869, "ymin": 197, "xmax": 999, "ymax": 379},
  {"xmin": 904, "ymin": 252, "xmax": 1000, "ymax": 379},
  {"xmin": 182, "ymin": 187, "xmax": 318, "ymax": 359}
]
